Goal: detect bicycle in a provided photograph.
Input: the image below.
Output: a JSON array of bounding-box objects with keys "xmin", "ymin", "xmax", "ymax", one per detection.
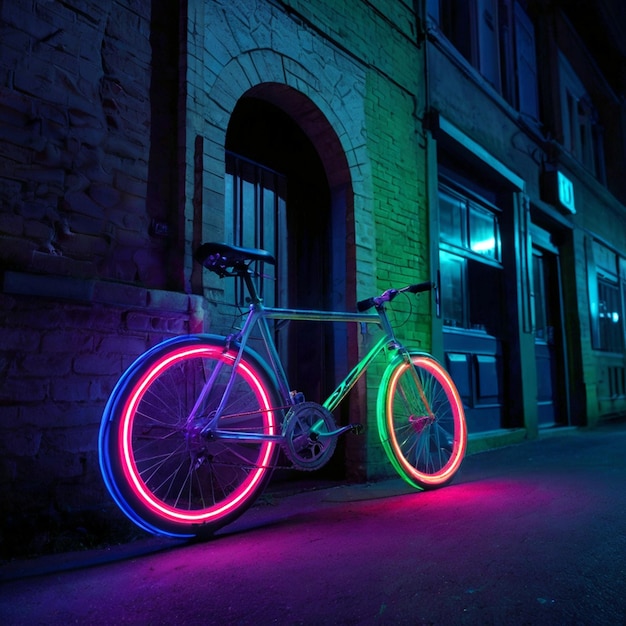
[{"xmin": 99, "ymin": 242, "xmax": 467, "ymax": 539}]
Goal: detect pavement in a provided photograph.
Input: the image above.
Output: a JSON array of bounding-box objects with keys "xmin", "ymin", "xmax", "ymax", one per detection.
[{"xmin": 2, "ymin": 420, "xmax": 626, "ymax": 624}]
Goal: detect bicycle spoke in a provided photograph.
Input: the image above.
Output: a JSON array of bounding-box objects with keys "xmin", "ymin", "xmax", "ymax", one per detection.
[
  {"xmin": 100, "ymin": 339, "xmax": 278, "ymax": 538},
  {"xmin": 378, "ymin": 354, "xmax": 466, "ymax": 489}
]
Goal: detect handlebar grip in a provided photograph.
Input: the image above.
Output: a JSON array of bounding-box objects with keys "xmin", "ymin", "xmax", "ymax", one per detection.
[
  {"xmin": 358, "ymin": 282, "xmax": 434, "ymax": 312},
  {"xmin": 406, "ymin": 281, "xmax": 435, "ymax": 294},
  {"xmin": 357, "ymin": 297, "xmax": 376, "ymax": 312}
]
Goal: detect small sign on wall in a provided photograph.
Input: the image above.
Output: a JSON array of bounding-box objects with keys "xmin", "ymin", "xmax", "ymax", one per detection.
[
  {"xmin": 540, "ymin": 169, "xmax": 576, "ymax": 214},
  {"xmin": 557, "ymin": 171, "xmax": 575, "ymax": 213}
]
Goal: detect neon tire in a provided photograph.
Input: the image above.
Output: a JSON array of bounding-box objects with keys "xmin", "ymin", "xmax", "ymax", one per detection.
[
  {"xmin": 377, "ymin": 353, "xmax": 467, "ymax": 489},
  {"xmin": 99, "ymin": 335, "xmax": 279, "ymax": 538}
]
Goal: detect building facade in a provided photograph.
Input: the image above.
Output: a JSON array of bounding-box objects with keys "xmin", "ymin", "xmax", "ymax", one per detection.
[
  {"xmin": 0, "ymin": 0, "xmax": 625, "ymax": 552},
  {"xmin": 424, "ymin": 0, "xmax": 626, "ymax": 440}
]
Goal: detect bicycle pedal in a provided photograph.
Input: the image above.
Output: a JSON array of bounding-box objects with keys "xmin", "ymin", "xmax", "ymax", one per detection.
[{"xmin": 290, "ymin": 390, "xmax": 306, "ymax": 404}]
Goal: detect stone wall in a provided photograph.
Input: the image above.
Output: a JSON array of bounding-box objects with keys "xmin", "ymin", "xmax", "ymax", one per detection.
[{"xmin": 0, "ymin": 278, "xmax": 204, "ymax": 555}]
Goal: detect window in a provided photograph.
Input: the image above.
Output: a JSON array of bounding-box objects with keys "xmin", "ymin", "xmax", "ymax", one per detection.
[
  {"xmin": 432, "ymin": 0, "xmax": 500, "ymax": 90},
  {"xmin": 427, "ymin": 0, "xmax": 538, "ymax": 119},
  {"xmin": 532, "ymin": 250, "xmax": 548, "ymax": 341},
  {"xmin": 224, "ymin": 152, "xmax": 287, "ymax": 308},
  {"xmin": 598, "ymin": 276, "xmax": 623, "ymax": 352},
  {"xmin": 512, "ymin": 1, "xmax": 538, "ymax": 120},
  {"xmin": 439, "ymin": 184, "xmax": 503, "ymax": 334},
  {"xmin": 440, "ymin": 251, "xmax": 467, "ymax": 327},
  {"xmin": 559, "ymin": 52, "xmax": 606, "ymax": 181},
  {"xmin": 439, "ymin": 186, "xmax": 501, "ymax": 262},
  {"xmin": 588, "ymin": 240, "xmax": 624, "ymax": 352}
]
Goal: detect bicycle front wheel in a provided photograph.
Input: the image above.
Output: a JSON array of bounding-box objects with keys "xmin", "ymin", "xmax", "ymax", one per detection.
[
  {"xmin": 99, "ymin": 336, "xmax": 280, "ymax": 539},
  {"xmin": 377, "ymin": 353, "xmax": 467, "ymax": 489}
]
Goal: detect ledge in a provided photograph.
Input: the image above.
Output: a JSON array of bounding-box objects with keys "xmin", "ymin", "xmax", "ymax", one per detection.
[{"xmin": 2, "ymin": 270, "xmax": 200, "ymax": 314}]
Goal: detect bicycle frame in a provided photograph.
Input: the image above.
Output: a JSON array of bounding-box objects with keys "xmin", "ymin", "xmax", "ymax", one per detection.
[
  {"xmin": 100, "ymin": 243, "xmax": 466, "ymax": 539},
  {"xmin": 200, "ymin": 273, "xmax": 412, "ymax": 444}
]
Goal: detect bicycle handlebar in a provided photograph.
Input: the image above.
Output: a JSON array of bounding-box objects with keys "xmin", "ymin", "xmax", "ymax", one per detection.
[{"xmin": 356, "ymin": 281, "xmax": 435, "ymax": 312}]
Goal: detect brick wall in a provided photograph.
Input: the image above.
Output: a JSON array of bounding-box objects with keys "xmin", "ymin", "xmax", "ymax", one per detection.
[
  {"xmin": 0, "ymin": 0, "xmax": 193, "ymax": 555},
  {"xmin": 0, "ymin": 1, "xmax": 178, "ymax": 286},
  {"xmin": 0, "ymin": 275, "xmax": 204, "ymax": 555}
]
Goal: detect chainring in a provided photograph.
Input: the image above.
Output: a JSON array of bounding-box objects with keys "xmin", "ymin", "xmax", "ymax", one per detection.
[{"xmin": 282, "ymin": 402, "xmax": 337, "ymax": 471}]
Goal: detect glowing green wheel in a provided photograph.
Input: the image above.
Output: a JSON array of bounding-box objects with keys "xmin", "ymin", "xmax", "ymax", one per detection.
[{"xmin": 377, "ymin": 353, "xmax": 467, "ymax": 489}]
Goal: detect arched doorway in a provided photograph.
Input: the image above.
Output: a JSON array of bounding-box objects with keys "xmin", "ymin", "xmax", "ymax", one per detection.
[{"xmin": 225, "ymin": 89, "xmax": 354, "ymax": 479}]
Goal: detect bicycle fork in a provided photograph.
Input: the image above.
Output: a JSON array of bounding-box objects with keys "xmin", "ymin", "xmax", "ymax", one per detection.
[{"xmin": 396, "ymin": 347, "xmax": 437, "ymax": 434}]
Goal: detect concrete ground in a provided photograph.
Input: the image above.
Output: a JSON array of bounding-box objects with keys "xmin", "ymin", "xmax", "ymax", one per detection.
[{"xmin": 2, "ymin": 420, "xmax": 626, "ymax": 625}]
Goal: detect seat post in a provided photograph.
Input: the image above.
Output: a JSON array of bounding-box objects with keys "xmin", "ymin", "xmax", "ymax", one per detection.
[{"xmin": 240, "ymin": 266, "xmax": 262, "ymax": 305}]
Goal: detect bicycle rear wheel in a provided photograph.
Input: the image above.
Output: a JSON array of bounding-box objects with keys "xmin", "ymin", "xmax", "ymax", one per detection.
[
  {"xmin": 377, "ymin": 353, "xmax": 466, "ymax": 489},
  {"xmin": 99, "ymin": 335, "xmax": 280, "ymax": 538}
]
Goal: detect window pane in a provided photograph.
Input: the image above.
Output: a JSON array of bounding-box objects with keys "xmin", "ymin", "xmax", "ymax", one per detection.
[
  {"xmin": 514, "ymin": 2, "xmax": 539, "ymax": 119},
  {"xmin": 468, "ymin": 259, "xmax": 503, "ymax": 335},
  {"xmin": 469, "ymin": 203, "xmax": 499, "ymax": 259},
  {"xmin": 439, "ymin": 190, "xmax": 465, "ymax": 247},
  {"xmin": 598, "ymin": 277, "xmax": 624, "ymax": 352},
  {"xmin": 440, "ymin": 250, "xmax": 466, "ymax": 328},
  {"xmin": 440, "ymin": 0, "xmax": 473, "ymax": 62},
  {"xmin": 476, "ymin": 0, "xmax": 500, "ymax": 89},
  {"xmin": 533, "ymin": 252, "xmax": 547, "ymax": 340},
  {"xmin": 427, "ymin": 0, "xmax": 440, "ymax": 21}
]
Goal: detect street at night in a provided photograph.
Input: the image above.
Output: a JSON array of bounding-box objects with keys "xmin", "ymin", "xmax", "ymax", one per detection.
[{"xmin": 2, "ymin": 421, "xmax": 626, "ymax": 625}]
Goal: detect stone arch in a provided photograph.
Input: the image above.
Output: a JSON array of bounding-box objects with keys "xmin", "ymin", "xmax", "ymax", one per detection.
[
  {"xmin": 196, "ymin": 47, "xmax": 374, "ymax": 479},
  {"xmin": 199, "ymin": 48, "xmax": 374, "ymax": 305}
]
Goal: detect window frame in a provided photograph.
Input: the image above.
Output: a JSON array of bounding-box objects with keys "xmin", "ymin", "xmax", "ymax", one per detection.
[
  {"xmin": 438, "ymin": 182, "xmax": 504, "ymax": 334},
  {"xmin": 224, "ymin": 151, "xmax": 288, "ymax": 308},
  {"xmin": 427, "ymin": 0, "xmax": 538, "ymax": 119},
  {"xmin": 587, "ymin": 238, "xmax": 625, "ymax": 353},
  {"xmin": 558, "ymin": 51, "xmax": 606, "ymax": 180}
]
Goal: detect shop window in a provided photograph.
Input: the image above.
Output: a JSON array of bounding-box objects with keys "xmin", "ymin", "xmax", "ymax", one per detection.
[
  {"xmin": 559, "ymin": 52, "xmax": 606, "ymax": 182},
  {"xmin": 439, "ymin": 184, "xmax": 503, "ymax": 334},
  {"xmin": 427, "ymin": 0, "xmax": 538, "ymax": 119}
]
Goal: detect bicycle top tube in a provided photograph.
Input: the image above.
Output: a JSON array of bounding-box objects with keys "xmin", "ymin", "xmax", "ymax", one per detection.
[{"xmin": 262, "ymin": 306, "xmax": 380, "ymax": 326}]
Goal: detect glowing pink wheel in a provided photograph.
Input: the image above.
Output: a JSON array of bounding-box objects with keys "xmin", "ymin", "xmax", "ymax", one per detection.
[
  {"xmin": 377, "ymin": 354, "xmax": 467, "ymax": 489},
  {"xmin": 99, "ymin": 336, "xmax": 279, "ymax": 538}
]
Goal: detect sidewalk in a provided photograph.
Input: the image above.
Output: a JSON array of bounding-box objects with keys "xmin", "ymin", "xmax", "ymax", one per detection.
[{"xmin": 2, "ymin": 419, "xmax": 625, "ymax": 585}]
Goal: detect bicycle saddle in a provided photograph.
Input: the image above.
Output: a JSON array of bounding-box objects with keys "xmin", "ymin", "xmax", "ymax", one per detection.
[{"xmin": 195, "ymin": 242, "xmax": 276, "ymax": 276}]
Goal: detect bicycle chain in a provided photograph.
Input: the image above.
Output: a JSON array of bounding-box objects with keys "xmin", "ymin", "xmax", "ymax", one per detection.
[{"xmin": 197, "ymin": 403, "xmax": 338, "ymax": 472}]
